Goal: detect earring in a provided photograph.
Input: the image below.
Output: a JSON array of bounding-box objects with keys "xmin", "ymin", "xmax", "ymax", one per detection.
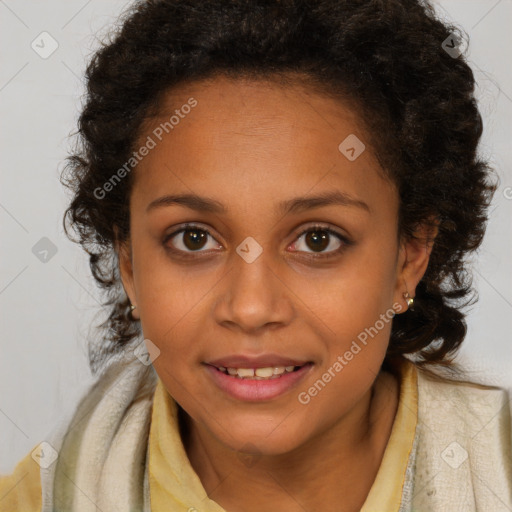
[
  {"xmin": 403, "ymin": 291, "xmax": 414, "ymax": 309},
  {"xmin": 128, "ymin": 303, "xmax": 140, "ymax": 320}
]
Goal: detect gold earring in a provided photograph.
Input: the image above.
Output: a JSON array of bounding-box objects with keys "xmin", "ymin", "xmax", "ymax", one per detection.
[
  {"xmin": 128, "ymin": 303, "xmax": 140, "ymax": 320},
  {"xmin": 403, "ymin": 291, "xmax": 414, "ymax": 308}
]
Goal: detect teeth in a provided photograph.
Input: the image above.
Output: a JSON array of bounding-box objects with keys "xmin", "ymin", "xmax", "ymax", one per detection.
[
  {"xmin": 237, "ymin": 368, "xmax": 255, "ymax": 378},
  {"xmin": 219, "ymin": 365, "xmax": 301, "ymax": 379},
  {"xmin": 255, "ymin": 367, "xmax": 274, "ymax": 377}
]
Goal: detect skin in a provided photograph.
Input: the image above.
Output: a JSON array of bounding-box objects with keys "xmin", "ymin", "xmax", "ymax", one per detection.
[{"xmin": 118, "ymin": 74, "xmax": 437, "ymax": 512}]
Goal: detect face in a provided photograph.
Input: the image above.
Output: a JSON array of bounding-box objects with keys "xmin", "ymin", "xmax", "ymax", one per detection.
[{"xmin": 118, "ymin": 75, "xmax": 431, "ymax": 456}]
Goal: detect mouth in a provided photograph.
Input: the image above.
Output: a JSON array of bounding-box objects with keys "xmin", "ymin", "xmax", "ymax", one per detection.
[
  {"xmin": 204, "ymin": 360, "xmax": 314, "ymax": 402},
  {"xmin": 210, "ymin": 364, "xmax": 308, "ymax": 380}
]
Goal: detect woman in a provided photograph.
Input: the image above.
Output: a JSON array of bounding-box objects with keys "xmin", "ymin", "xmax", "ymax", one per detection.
[{"xmin": 1, "ymin": 0, "xmax": 511, "ymax": 510}]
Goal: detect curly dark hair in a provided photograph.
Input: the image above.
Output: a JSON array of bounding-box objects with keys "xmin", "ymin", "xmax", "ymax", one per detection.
[{"xmin": 60, "ymin": 0, "xmax": 497, "ymax": 376}]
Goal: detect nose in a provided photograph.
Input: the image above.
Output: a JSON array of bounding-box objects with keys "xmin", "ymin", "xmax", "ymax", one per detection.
[{"xmin": 212, "ymin": 249, "xmax": 295, "ymax": 334}]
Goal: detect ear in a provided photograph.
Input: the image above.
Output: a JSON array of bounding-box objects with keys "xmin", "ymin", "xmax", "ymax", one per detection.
[
  {"xmin": 114, "ymin": 226, "xmax": 140, "ymax": 320},
  {"xmin": 393, "ymin": 217, "xmax": 439, "ymax": 313}
]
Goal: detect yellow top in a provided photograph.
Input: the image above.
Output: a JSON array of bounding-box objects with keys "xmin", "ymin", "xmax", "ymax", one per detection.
[
  {"xmin": 360, "ymin": 358, "xmax": 418, "ymax": 511},
  {"xmin": 0, "ymin": 444, "xmax": 43, "ymax": 511},
  {"xmin": 148, "ymin": 357, "xmax": 418, "ymax": 511},
  {"xmin": 0, "ymin": 358, "xmax": 418, "ymax": 511}
]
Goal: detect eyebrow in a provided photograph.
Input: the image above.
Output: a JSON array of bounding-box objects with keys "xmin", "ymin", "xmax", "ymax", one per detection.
[{"xmin": 146, "ymin": 190, "xmax": 370, "ymax": 215}]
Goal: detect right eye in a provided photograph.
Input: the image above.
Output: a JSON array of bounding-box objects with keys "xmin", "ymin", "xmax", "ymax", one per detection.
[{"xmin": 163, "ymin": 223, "xmax": 223, "ymax": 255}]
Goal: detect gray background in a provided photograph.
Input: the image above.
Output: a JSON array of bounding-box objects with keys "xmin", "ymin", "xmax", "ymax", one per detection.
[{"xmin": 1, "ymin": 0, "xmax": 511, "ymax": 473}]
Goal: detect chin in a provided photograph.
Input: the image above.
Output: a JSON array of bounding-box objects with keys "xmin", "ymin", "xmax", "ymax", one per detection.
[{"xmin": 209, "ymin": 413, "xmax": 313, "ymax": 457}]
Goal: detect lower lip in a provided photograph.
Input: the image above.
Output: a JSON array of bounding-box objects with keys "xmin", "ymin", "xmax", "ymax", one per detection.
[{"xmin": 204, "ymin": 363, "xmax": 314, "ymax": 402}]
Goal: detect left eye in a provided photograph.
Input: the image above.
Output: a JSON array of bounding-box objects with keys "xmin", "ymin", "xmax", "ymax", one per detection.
[
  {"xmin": 290, "ymin": 225, "xmax": 346, "ymax": 255},
  {"xmin": 164, "ymin": 223, "xmax": 348, "ymax": 256}
]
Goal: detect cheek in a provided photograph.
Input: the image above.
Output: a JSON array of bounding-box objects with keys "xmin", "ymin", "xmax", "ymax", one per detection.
[
  {"xmin": 132, "ymin": 241, "xmax": 220, "ymax": 339},
  {"xmin": 314, "ymin": 237, "xmax": 398, "ymax": 370},
  {"xmin": 320, "ymin": 240, "xmax": 397, "ymax": 320}
]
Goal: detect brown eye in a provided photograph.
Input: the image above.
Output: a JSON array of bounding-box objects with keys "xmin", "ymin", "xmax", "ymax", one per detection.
[
  {"xmin": 181, "ymin": 228, "xmax": 208, "ymax": 250},
  {"xmin": 303, "ymin": 230, "xmax": 331, "ymax": 252},
  {"xmin": 165, "ymin": 224, "xmax": 221, "ymax": 253},
  {"xmin": 291, "ymin": 225, "xmax": 350, "ymax": 257}
]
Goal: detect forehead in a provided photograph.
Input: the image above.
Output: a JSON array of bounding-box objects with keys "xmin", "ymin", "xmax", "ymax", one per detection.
[{"xmin": 131, "ymin": 75, "xmax": 396, "ymax": 220}]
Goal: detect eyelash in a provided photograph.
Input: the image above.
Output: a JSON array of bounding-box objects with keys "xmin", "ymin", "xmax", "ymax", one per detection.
[{"xmin": 163, "ymin": 223, "xmax": 352, "ymax": 260}]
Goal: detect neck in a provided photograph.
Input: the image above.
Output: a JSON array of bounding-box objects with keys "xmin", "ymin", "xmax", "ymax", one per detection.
[{"xmin": 181, "ymin": 368, "xmax": 399, "ymax": 512}]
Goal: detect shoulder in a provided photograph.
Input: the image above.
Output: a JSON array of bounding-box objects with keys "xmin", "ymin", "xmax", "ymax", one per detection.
[
  {"xmin": 415, "ymin": 364, "xmax": 511, "ymax": 434},
  {"xmin": 0, "ymin": 447, "xmax": 42, "ymax": 511},
  {"xmin": 0, "ymin": 351, "xmax": 157, "ymax": 512},
  {"xmin": 410, "ymin": 364, "xmax": 512, "ymax": 510}
]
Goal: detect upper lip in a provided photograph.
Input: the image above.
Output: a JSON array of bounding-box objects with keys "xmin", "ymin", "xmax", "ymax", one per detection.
[{"xmin": 206, "ymin": 354, "xmax": 311, "ymax": 369}]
